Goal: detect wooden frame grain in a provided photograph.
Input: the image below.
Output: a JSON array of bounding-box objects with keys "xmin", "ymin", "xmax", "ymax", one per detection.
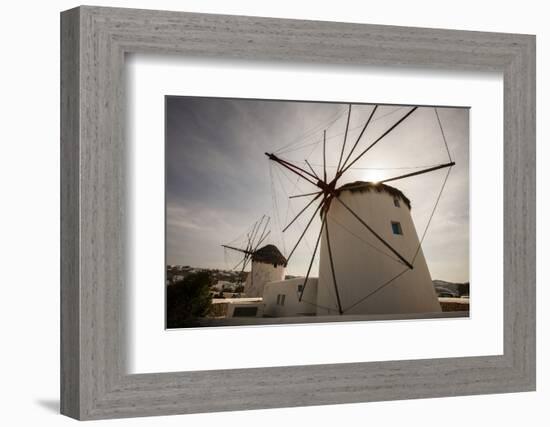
[{"xmin": 60, "ymin": 5, "xmax": 536, "ymax": 420}]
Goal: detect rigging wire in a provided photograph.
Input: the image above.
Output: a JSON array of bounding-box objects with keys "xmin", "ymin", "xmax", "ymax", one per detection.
[
  {"xmin": 272, "ymin": 166, "xmax": 315, "ymax": 254},
  {"xmin": 268, "ymin": 163, "xmax": 286, "ymax": 255},
  {"xmin": 275, "ymin": 158, "xmax": 317, "ymax": 203},
  {"xmin": 327, "ymin": 211, "xmax": 406, "ymax": 266},
  {"xmin": 281, "ymin": 135, "xmax": 326, "ymax": 225},
  {"xmin": 276, "ymin": 106, "xmax": 406, "ymax": 156},
  {"xmin": 434, "ymin": 107, "xmax": 453, "ymax": 163},
  {"xmin": 226, "ymin": 217, "xmax": 265, "ymax": 247},
  {"xmin": 275, "ymin": 163, "xmax": 313, "ymax": 225},
  {"xmin": 300, "ymin": 297, "xmax": 340, "ymax": 313},
  {"xmin": 412, "ymin": 166, "xmax": 453, "ymax": 263},
  {"xmin": 298, "ymin": 271, "xmax": 342, "ymax": 313},
  {"xmin": 273, "ymin": 106, "xmax": 347, "ymax": 154},
  {"xmin": 342, "ymin": 268, "xmax": 410, "ymax": 313}
]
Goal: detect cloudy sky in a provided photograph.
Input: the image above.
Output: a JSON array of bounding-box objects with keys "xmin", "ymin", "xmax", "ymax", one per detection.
[{"xmin": 166, "ymin": 96, "xmax": 469, "ymax": 283}]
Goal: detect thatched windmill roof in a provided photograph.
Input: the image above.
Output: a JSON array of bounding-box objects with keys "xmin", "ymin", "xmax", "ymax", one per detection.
[
  {"xmin": 252, "ymin": 244, "xmax": 287, "ymax": 266},
  {"xmin": 337, "ymin": 181, "xmax": 411, "ymax": 209}
]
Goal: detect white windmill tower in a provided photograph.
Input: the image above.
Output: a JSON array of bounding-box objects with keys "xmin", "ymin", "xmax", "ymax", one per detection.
[
  {"xmin": 243, "ymin": 244, "xmax": 287, "ymax": 298},
  {"xmin": 222, "ymin": 215, "xmax": 286, "ymax": 298},
  {"xmin": 266, "ymin": 104, "xmax": 455, "ymax": 316},
  {"xmin": 316, "ymin": 181, "xmax": 440, "ymax": 315}
]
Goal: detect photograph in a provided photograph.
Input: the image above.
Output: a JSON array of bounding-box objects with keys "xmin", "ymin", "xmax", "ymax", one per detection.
[{"xmin": 165, "ymin": 96, "xmax": 470, "ymax": 328}]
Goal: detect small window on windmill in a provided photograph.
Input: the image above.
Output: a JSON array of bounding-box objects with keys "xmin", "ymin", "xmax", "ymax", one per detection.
[
  {"xmin": 393, "ymin": 196, "xmax": 400, "ymax": 208},
  {"xmin": 297, "ymin": 284, "xmax": 303, "ymax": 293},
  {"xmin": 280, "ymin": 294, "xmax": 286, "ymax": 306},
  {"xmin": 391, "ymin": 221, "xmax": 403, "ymax": 235}
]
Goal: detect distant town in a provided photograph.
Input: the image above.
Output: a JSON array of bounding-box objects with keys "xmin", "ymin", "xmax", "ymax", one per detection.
[
  {"xmin": 166, "ymin": 264, "xmax": 299, "ymax": 299},
  {"xmin": 167, "ymin": 265, "xmax": 468, "ymax": 297},
  {"xmin": 166, "ymin": 264, "xmax": 470, "ymax": 328}
]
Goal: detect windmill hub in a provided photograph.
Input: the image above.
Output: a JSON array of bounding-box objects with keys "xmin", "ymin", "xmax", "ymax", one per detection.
[{"xmin": 316, "ymin": 178, "xmax": 337, "ymax": 195}]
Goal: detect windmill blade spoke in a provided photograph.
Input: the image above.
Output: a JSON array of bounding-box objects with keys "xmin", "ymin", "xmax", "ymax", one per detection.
[
  {"xmin": 265, "ymin": 152, "xmax": 319, "ymax": 186},
  {"xmin": 250, "ymin": 217, "xmax": 261, "ymax": 239},
  {"xmin": 334, "ymin": 196, "xmax": 413, "ymax": 269},
  {"xmin": 221, "ymin": 244, "xmax": 252, "ymax": 255},
  {"xmin": 305, "ymin": 160, "xmax": 320, "ymax": 180},
  {"xmin": 246, "ymin": 220, "xmax": 259, "ymax": 252},
  {"xmin": 323, "ymin": 130, "xmax": 327, "ymax": 182},
  {"xmin": 250, "ymin": 215, "xmax": 265, "ymax": 245},
  {"xmin": 244, "ymin": 236, "xmax": 253, "ymax": 254},
  {"xmin": 339, "ymin": 106, "xmax": 418, "ymax": 175},
  {"xmin": 286, "ymin": 197, "xmax": 325, "ymax": 264},
  {"xmin": 298, "ymin": 214, "xmax": 326, "ymax": 302},
  {"xmin": 338, "ymin": 105, "xmax": 378, "ymax": 174},
  {"xmin": 231, "ymin": 257, "xmax": 245, "ymax": 271},
  {"xmin": 255, "ymin": 230, "xmax": 271, "ymax": 250},
  {"xmin": 283, "ymin": 192, "xmax": 323, "ymax": 232},
  {"xmin": 222, "ymin": 215, "xmax": 274, "ymax": 283},
  {"xmin": 254, "ymin": 215, "xmax": 269, "ymax": 250},
  {"xmin": 254, "ymin": 216, "xmax": 270, "ymax": 250},
  {"xmin": 260, "ymin": 216, "xmax": 271, "ymax": 240},
  {"xmin": 236, "ymin": 255, "xmax": 251, "ymax": 286},
  {"xmin": 380, "ymin": 162, "xmax": 455, "ymax": 184},
  {"xmin": 435, "ymin": 107, "xmax": 453, "ymax": 162},
  {"xmin": 324, "ymin": 212, "xmax": 344, "ymax": 314},
  {"xmin": 276, "ymin": 161, "xmax": 318, "ymax": 187},
  {"xmin": 336, "ymin": 104, "xmax": 352, "ymax": 173},
  {"xmin": 289, "ymin": 190, "xmax": 323, "ymax": 199}
]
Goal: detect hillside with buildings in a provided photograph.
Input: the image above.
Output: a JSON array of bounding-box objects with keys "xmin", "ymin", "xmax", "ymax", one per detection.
[
  {"xmin": 166, "ymin": 261, "xmax": 469, "ymax": 327},
  {"xmin": 169, "ymin": 265, "xmax": 467, "ymax": 298}
]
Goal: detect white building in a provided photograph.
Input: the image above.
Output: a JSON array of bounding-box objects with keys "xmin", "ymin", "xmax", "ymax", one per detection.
[
  {"xmin": 210, "ymin": 297, "xmax": 264, "ymax": 318},
  {"xmin": 316, "ymin": 182, "xmax": 441, "ymax": 316},
  {"xmin": 243, "ymin": 244, "xmax": 286, "ymax": 297},
  {"xmin": 263, "ymin": 277, "xmax": 318, "ymax": 317}
]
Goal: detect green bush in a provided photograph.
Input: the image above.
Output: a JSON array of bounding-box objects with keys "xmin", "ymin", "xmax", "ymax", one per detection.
[{"xmin": 166, "ymin": 271, "xmax": 213, "ymax": 328}]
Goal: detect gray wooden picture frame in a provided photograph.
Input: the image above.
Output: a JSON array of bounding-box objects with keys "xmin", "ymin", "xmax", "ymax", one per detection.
[{"xmin": 60, "ymin": 5, "xmax": 536, "ymax": 420}]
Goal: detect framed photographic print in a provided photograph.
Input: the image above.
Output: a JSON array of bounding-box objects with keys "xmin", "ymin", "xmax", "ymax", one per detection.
[
  {"xmin": 61, "ymin": 6, "xmax": 535, "ymax": 420},
  {"xmin": 163, "ymin": 96, "xmax": 469, "ymax": 329}
]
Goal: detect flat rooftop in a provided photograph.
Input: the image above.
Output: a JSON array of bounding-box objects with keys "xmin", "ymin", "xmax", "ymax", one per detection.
[{"xmin": 211, "ymin": 297, "xmax": 263, "ymax": 304}]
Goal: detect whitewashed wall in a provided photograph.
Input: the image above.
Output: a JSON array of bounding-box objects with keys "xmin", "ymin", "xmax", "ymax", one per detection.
[
  {"xmin": 317, "ymin": 187, "xmax": 441, "ymax": 315},
  {"xmin": 263, "ymin": 277, "xmax": 318, "ymax": 316},
  {"xmin": 244, "ymin": 261, "xmax": 285, "ymax": 297}
]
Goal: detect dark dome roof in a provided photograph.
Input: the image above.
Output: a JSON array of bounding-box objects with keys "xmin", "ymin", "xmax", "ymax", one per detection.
[
  {"xmin": 336, "ymin": 181, "xmax": 411, "ymax": 209},
  {"xmin": 252, "ymin": 244, "xmax": 287, "ymax": 266}
]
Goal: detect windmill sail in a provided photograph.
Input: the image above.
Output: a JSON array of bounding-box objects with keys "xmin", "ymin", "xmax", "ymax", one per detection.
[
  {"xmin": 266, "ymin": 104, "xmax": 455, "ymax": 315},
  {"xmin": 222, "ymin": 215, "xmax": 272, "ymax": 288}
]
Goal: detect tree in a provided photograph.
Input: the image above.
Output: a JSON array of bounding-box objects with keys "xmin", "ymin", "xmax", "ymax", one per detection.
[
  {"xmin": 457, "ymin": 282, "xmax": 470, "ymax": 297},
  {"xmin": 166, "ymin": 271, "xmax": 213, "ymax": 328}
]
